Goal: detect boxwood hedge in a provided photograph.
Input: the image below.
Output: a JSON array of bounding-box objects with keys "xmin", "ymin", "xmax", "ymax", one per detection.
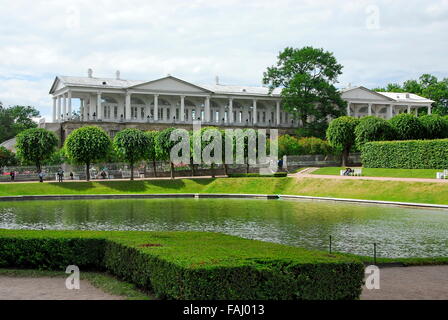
[
  {"xmin": 362, "ymin": 139, "xmax": 448, "ymax": 169},
  {"xmin": 0, "ymin": 229, "xmax": 364, "ymax": 300}
]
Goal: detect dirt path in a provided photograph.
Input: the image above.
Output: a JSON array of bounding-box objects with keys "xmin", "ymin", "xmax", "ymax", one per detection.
[
  {"xmin": 0, "ymin": 276, "xmax": 123, "ymax": 300},
  {"xmin": 292, "ymin": 168, "xmax": 448, "ymax": 183},
  {"xmin": 362, "ymin": 265, "xmax": 448, "ymax": 300}
]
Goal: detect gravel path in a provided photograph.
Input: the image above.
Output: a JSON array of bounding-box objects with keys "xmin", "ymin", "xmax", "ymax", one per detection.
[
  {"xmin": 362, "ymin": 265, "xmax": 448, "ymax": 300},
  {"xmin": 0, "ymin": 276, "xmax": 123, "ymax": 300}
]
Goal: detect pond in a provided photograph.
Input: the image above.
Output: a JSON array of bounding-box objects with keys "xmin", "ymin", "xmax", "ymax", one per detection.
[{"xmin": 0, "ymin": 198, "xmax": 447, "ymax": 258}]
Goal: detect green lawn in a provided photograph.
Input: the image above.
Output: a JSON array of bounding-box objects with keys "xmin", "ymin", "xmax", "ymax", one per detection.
[
  {"xmin": 312, "ymin": 167, "xmax": 441, "ymax": 179},
  {"xmin": 1, "ymin": 177, "xmax": 448, "ymax": 205}
]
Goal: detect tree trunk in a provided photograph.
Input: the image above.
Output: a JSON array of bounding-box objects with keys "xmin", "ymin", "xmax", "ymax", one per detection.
[
  {"xmin": 190, "ymin": 158, "xmax": 195, "ymax": 177},
  {"xmin": 86, "ymin": 162, "xmax": 90, "ymax": 181},
  {"xmin": 130, "ymin": 162, "xmax": 134, "ymax": 181},
  {"xmin": 170, "ymin": 162, "xmax": 175, "ymax": 179},
  {"xmin": 211, "ymin": 163, "xmax": 215, "ymax": 178},
  {"xmin": 341, "ymin": 148, "xmax": 349, "ymax": 167},
  {"xmin": 246, "ymin": 162, "xmax": 250, "ymax": 174},
  {"xmin": 152, "ymin": 159, "xmax": 157, "ymax": 177},
  {"xmin": 224, "ymin": 164, "xmax": 228, "ymax": 176},
  {"xmin": 36, "ymin": 161, "xmax": 41, "ymax": 174}
]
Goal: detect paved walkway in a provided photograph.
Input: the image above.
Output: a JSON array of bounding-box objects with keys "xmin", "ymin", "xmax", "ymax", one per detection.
[
  {"xmin": 292, "ymin": 167, "xmax": 448, "ymax": 183},
  {"xmin": 362, "ymin": 265, "xmax": 448, "ymax": 300},
  {"xmin": 0, "ymin": 276, "xmax": 123, "ymax": 300}
]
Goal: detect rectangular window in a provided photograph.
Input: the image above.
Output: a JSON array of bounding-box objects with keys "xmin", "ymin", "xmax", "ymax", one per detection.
[
  {"xmin": 280, "ymin": 113, "xmax": 283, "ymax": 123},
  {"xmin": 167, "ymin": 108, "xmax": 170, "ymax": 120}
]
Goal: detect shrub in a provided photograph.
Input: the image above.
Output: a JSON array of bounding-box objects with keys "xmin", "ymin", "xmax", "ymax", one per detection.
[
  {"xmin": 354, "ymin": 116, "xmax": 394, "ymax": 148},
  {"xmin": 0, "ymin": 146, "xmax": 17, "ymax": 167},
  {"xmin": 0, "ymin": 229, "xmax": 364, "ymax": 300},
  {"xmin": 278, "ymin": 135, "xmax": 301, "ymax": 157},
  {"xmin": 388, "ymin": 113, "xmax": 425, "ymax": 140},
  {"xmin": 326, "ymin": 116, "xmax": 360, "ymax": 166},
  {"xmin": 297, "ymin": 137, "xmax": 333, "ymax": 155},
  {"xmin": 362, "ymin": 139, "xmax": 448, "ymax": 169},
  {"xmin": 419, "ymin": 114, "xmax": 448, "ymax": 139}
]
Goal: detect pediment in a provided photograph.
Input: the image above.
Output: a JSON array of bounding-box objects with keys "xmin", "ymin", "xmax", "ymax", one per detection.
[
  {"xmin": 341, "ymin": 86, "xmax": 394, "ymax": 102},
  {"xmin": 130, "ymin": 76, "xmax": 211, "ymax": 94},
  {"xmin": 49, "ymin": 77, "xmax": 65, "ymax": 94}
]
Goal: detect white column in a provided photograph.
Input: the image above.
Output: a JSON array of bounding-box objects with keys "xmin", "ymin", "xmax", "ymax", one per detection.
[
  {"xmin": 125, "ymin": 92, "xmax": 131, "ymax": 120},
  {"xmin": 347, "ymin": 102, "xmax": 351, "ymax": 116},
  {"xmin": 205, "ymin": 96, "xmax": 210, "ymax": 122},
  {"xmin": 407, "ymin": 105, "xmax": 411, "ymax": 114},
  {"xmin": 180, "ymin": 96, "xmax": 185, "ymax": 122},
  {"xmin": 388, "ymin": 104, "xmax": 393, "ymax": 119},
  {"xmin": 228, "ymin": 98, "xmax": 233, "ymax": 124},
  {"xmin": 153, "ymin": 94, "xmax": 159, "ymax": 121},
  {"xmin": 89, "ymin": 94, "xmax": 95, "ymax": 120},
  {"xmin": 253, "ymin": 99, "xmax": 257, "ymax": 124},
  {"xmin": 97, "ymin": 92, "xmax": 102, "ymax": 120},
  {"xmin": 67, "ymin": 90, "xmax": 72, "ymax": 119},
  {"xmin": 368, "ymin": 103, "xmax": 372, "ymax": 116},
  {"xmin": 415, "ymin": 107, "xmax": 419, "ymax": 116},
  {"xmin": 428, "ymin": 105, "xmax": 432, "ymax": 115},
  {"xmin": 52, "ymin": 97, "xmax": 57, "ymax": 122},
  {"xmin": 57, "ymin": 96, "xmax": 62, "ymax": 121},
  {"xmin": 276, "ymin": 101, "xmax": 280, "ymax": 126},
  {"xmin": 62, "ymin": 94, "xmax": 67, "ymax": 120}
]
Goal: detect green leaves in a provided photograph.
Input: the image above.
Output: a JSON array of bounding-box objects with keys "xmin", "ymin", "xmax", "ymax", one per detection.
[
  {"xmin": 15, "ymin": 128, "xmax": 58, "ymax": 170},
  {"xmin": 326, "ymin": 116, "xmax": 359, "ymax": 150},
  {"xmin": 362, "ymin": 139, "xmax": 448, "ymax": 169},
  {"xmin": 354, "ymin": 116, "xmax": 394, "ymax": 148},
  {"xmin": 0, "ymin": 105, "xmax": 40, "ymax": 144},
  {"xmin": 64, "ymin": 126, "xmax": 111, "ymax": 165},
  {"xmin": 113, "ymin": 128, "xmax": 151, "ymax": 164},
  {"xmin": 263, "ymin": 46, "xmax": 346, "ymax": 137},
  {"xmin": 389, "ymin": 114, "xmax": 425, "ymax": 140},
  {"xmin": 419, "ymin": 114, "xmax": 448, "ymax": 139}
]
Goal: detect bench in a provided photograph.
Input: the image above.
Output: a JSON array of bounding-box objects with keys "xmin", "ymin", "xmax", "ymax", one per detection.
[
  {"xmin": 340, "ymin": 168, "xmax": 362, "ymax": 176},
  {"xmin": 436, "ymin": 170, "xmax": 448, "ymax": 179}
]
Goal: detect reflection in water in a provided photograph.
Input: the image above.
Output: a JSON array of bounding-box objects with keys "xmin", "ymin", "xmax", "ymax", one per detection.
[{"xmin": 1, "ymin": 198, "xmax": 447, "ymax": 258}]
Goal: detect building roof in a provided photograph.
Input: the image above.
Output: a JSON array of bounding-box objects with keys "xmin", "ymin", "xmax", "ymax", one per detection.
[
  {"xmin": 50, "ymin": 75, "xmax": 281, "ymax": 97},
  {"xmin": 340, "ymin": 86, "xmax": 434, "ymax": 103}
]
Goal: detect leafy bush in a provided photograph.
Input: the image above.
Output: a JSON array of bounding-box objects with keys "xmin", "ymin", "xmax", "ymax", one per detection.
[
  {"xmin": 228, "ymin": 172, "xmax": 288, "ymax": 178},
  {"xmin": 354, "ymin": 116, "xmax": 394, "ymax": 148},
  {"xmin": 362, "ymin": 139, "xmax": 448, "ymax": 169},
  {"xmin": 419, "ymin": 114, "xmax": 448, "ymax": 139},
  {"xmin": 388, "ymin": 114, "xmax": 425, "ymax": 140},
  {"xmin": 326, "ymin": 116, "xmax": 359, "ymax": 166},
  {"xmin": 278, "ymin": 135, "xmax": 333, "ymax": 157},
  {"xmin": 0, "ymin": 229, "xmax": 364, "ymax": 300},
  {"xmin": 0, "ymin": 146, "xmax": 17, "ymax": 167}
]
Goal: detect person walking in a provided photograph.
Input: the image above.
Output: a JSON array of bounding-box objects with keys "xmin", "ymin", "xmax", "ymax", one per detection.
[
  {"xmin": 9, "ymin": 171, "xmax": 15, "ymax": 181},
  {"xmin": 38, "ymin": 171, "xmax": 44, "ymax": 183},
  {"xmin": 57, "ymin": 168, "xmax": 64, "ymax": 182},
  {"xmin": 69, "ymin": 172, "xmax": 74, "ymax": 180}
]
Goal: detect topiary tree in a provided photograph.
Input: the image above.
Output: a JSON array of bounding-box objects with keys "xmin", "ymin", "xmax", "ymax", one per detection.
[
  {"xmin": 388, "ymin": 113, "xmax": 425, "ymax": 140},
  {"xmin": 146, "ymin": 131, "xmax": 159, "ymax": 177},
  {"xmin": 354, "ymin": 116, "xmax": 395, "ymax": 148},
  {"xmin": 64, "ymin": 126, "xmax": 111, "ymax": 181},
  {"xmin": 419, "ymin": 114, "xmax": 448, "ymax": 139},
  {"xmin": 156, "ymin": 127, "xmax": 179, "ymax": 179},
  {"xmin": 326, "ymin": 116, "xmax": 359, "ymax": 166},
  {"xmin": 15, "ymin": 128, "xmax": 58, "ymax": 172},
  {"xmin": 113, "ymin": 128, "xmax": 151, "ymax": 180}
]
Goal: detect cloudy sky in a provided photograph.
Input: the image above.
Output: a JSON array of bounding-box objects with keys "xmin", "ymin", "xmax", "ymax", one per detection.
[{"xmin": 0, "ymin": 0, "xmax": 447, "ymax": 119}]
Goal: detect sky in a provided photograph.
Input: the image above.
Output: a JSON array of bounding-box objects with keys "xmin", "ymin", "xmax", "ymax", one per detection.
[{"xmin": 0, "ymin": 0, "xmax": 447, "ymax": 119}]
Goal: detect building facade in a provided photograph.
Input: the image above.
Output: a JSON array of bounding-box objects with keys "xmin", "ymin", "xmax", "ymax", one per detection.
[{"xmin": 45, "ymin": 70, "xmax": 434, "ymax": 142}]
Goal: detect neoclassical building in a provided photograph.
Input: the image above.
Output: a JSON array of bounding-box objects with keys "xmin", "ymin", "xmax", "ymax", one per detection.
[{"xmin": 43, "ymin": 70, "xmax": 433, "ymax": 142}]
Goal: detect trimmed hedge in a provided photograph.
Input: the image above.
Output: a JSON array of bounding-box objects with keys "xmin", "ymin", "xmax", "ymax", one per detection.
[
  {"xmin": 362, "ymin": 139, "xmax": 448, "ymax": 169},
  {"xmin": 228, "ymin": 172, "xmax": 288, "ymax": 178},
  {"xmin": 0, "ymin": 229, "xmax": 364, "ymax": 300}
]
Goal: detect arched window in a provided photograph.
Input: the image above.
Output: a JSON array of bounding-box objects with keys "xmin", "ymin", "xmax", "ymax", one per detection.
[
  {"xmin": 102, "ymin": 96, "xmax": 118, "ymax": 104},
  {"xmin": 131, "ymin": 97, "xmax": 145, "ymax": 105}
]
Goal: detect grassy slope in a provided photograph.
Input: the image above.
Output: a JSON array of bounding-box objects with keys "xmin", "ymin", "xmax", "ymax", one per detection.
[
  {"xmin": 312, "ymin": 167, "xmax": 440, "ymax": 179},
  {"xmin": 1, "ymin": 177, "xmax": 448, "ymax": 205},
  {"xmin": 0, "ymin": 268, "xmax": 152, "ymax": 300}
]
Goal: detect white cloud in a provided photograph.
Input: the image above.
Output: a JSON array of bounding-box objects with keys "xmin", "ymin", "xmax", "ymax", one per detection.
[{"xmin": 0, "ymin": 0, "xmax": 447, "ymax": 118}]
